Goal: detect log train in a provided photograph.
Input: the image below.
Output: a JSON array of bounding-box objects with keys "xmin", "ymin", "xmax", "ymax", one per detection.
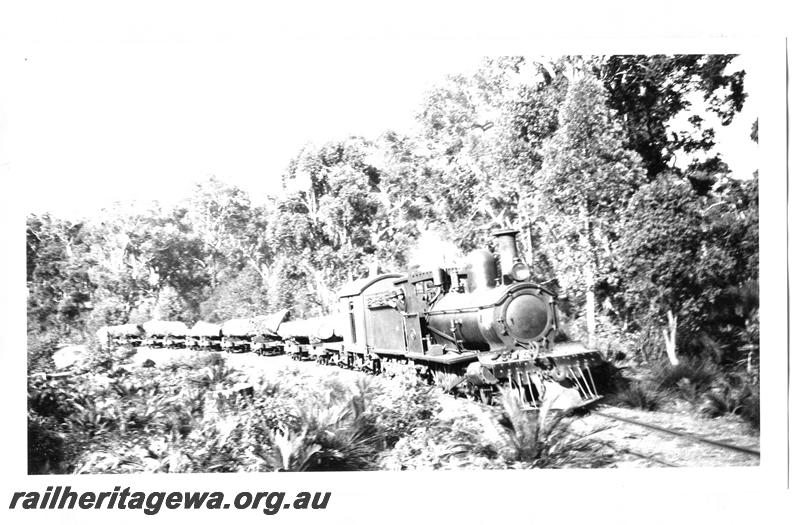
[{"xmin": 101, "ymin": 229, "xmax": 603, "ymax": 409}]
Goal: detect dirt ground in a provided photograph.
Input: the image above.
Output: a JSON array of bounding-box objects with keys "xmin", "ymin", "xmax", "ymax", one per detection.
[
  {"xmin": 568, "ymin": 405, "xmax": 759, "ymax": 467},
  {"xmin": 132, "ymin": 347, "xmax": 760, "ymax": 468}
]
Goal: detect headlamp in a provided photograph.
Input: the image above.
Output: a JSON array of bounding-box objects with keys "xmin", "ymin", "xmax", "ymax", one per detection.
[{"xmin": 510, "ymin": 261, "xmax": 532, "ymax": 282}]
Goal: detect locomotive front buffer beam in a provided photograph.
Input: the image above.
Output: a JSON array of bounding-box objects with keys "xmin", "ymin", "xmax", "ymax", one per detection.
[{"xmin": 466, "ymin": 351, "xmax": 603, "ymax": 410}]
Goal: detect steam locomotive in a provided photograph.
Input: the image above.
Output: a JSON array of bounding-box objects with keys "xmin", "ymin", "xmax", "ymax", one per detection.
[{"xmin": 102, "ymin": 229, "xmax": 603, "ymax": 409}]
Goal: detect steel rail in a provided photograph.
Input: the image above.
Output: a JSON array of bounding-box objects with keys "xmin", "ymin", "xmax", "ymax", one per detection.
[
  {"xmin": 594, "ymin": 408, "xmax": 761, "ymax": 458},
  {"xmin": 592, "ymin": 438, "xmax": 681, "ymax": 467}
]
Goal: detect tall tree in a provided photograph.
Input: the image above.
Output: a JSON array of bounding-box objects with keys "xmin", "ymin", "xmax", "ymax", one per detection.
[
  {"xmin": 187, "ymin": 177, "xmax": 274, "ymax": 285},
  {"xmin": 275, "ymin": 138, "xmax": 389, "ymax": 313},
  {"xmin": 534, "ymin": 75, "xmax": 646, "ymax": 348},
  {"xmin": 27, "ymin": 215, "xmax": 95, "ymax": 336},
  {"xmin": 616, "ymin": 172, "xmax": 758, "ymax": 360},
  {"xmin": 598, "ymin": 55, "xmax": 746, "ymax": 180},
  {"xmin": 413, "ymin": 59, "xmax": 572, "ymax": 254}
]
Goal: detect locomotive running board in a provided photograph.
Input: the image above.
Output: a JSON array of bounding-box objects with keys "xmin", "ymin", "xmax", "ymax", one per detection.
[{"xmin": 373, "ymin": 347, "xmax": 480, "ymax": 365}]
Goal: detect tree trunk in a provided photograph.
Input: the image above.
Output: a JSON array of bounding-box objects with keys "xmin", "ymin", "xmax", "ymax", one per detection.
[
  {"xmin": 584, "ymin": 258, "xmax": 596, "ymax": 350},
  {"xmin": 247, "ymin": 256, "xmax": 268, "ymax": 283},
  {"xmin": 662, "ymin": 310, "xmax": 679, "ymax": 366},
  {"xmin": 579, "ymin": 200, "xmax": 596, "ymax": 350},
  {"xmin": 523, "ymin": 221, "xmax": 535, "ymax": 267}
]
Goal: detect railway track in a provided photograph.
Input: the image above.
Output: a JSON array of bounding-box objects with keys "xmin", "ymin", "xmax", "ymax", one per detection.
[{"xmin": 590, "ymin": 405, "xmax": 760, "ymax": 465}]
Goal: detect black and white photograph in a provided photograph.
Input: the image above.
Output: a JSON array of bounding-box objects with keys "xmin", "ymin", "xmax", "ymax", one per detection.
[{"xmin": 1, "ymin": 3, "xmax": 793, "ymax": 524}]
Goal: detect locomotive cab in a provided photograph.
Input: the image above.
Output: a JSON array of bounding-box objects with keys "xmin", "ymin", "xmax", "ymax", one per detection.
[{"xmin": 338, "ymin": 273, "xmax": 405, "ymax": 354}]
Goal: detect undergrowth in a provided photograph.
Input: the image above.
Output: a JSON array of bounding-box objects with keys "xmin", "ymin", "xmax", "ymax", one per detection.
[
  {"xmin": 613, "ymin": 381, "xmax": 664, "ymax": 411},
  {"xmin": 29, "ymin": 344, "xmax": 622, "ymax": 473},
  {"xmin": 29, "ymin": 337, "xmax": 759, "ymax": 473},
  {"xmin": 606, "ymin": 353, "xmax": 760, "ymax": 429}
]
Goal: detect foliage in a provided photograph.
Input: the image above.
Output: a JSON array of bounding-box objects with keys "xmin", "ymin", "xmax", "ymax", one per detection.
[
  {"xmin": 27, "ymin": 215, "xmax": 95, "ymax": 336},
  {"xmin": 29, "ymin": 347, "xmax": 469, "ymax": 473},
  {"xmin": 700, "ymin": 372, "xmax": 760, "ymax": 429},
  {"xmin": 532, "ymin": 74, "xmax": 645, "ymax": 347},
  {"xmin": 598, "ymin": 55, "xmax": 746, "ymax": 179},
  {"xmin": 616, "ymin": 173, "xmax": 758, "ymax": 363},
  {"xmin": 613, "ymin": 381, "xmax": 664, "ymax": 411},
  {"xmin": 494, "ymin": 388, "xmax": 613, "ymax": 468},
  {"xmin": 29, "ymin": 342, "xmax": 625, "ymax": 473},
  {"xmin": 651, "ymin": 357, "xmax": 719, "ymax": 393},
  {"xmin": 381, "ymin": 417, "xmax": 501, "ymax": 470},
  {"xmin": 738, "ymin": 386, "xmax": 760, "ymax": 429},
  {"xmin": 198, "ymin": 266, "xmax": 273, "ymax": 322}
]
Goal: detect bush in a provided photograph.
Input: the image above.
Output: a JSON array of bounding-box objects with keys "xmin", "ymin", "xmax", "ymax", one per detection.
[
  {"xmin": 60, "ymin": 357, "xmax": 457, "ymax": 474},
  {"xmin": 27, "ymin": 332, "xmax": 62, "ymax": 375},
  {"xmin": 381, "ymin": 422, "xmax": 501, "ymax": 470},
  {"xmin": 739, "ymin": 387, "xmax": 760, "ymax": 429},
  {"xmin": 651, "ymin": 357, "xmax": 718, "ymax": 392},
  {"xmin": 283, "ymin": 393, "xmax": 382, "ymax": 471},
  {"xmin": 590, "ymin": 360, "xmax": 629, "ymax": 397},
  {"xmin": 700, "ymin": 374, "xmax": 759, "ymax": 429},
  {"xmin": 493, "ymin": 388, "xmax": 613, "ymax": 468},
  {"xmin": 370, "ymin": 368, "xmax": 440, "ymax": 448},
  {"xmin": 613, "ymin": 381, "xmax": 664, "ymax": 411},
  {"xmin": 28, "ymin": 417, "xmax": 65, "ymax": 474}
]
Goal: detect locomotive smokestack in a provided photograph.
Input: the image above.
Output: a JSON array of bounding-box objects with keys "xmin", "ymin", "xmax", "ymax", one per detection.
[{"xmin": 492, "ymin": 228, "xmax": 520, "ymax": 280}]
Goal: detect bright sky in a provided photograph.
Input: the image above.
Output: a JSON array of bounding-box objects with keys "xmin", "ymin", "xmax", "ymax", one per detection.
[
  {"xmin": 0, "ymin": 4, "xmax": 760, "ymax": 220},
  {"xmin": 5, "ymin": 43, "xmax": 483, "ymax": 218}
]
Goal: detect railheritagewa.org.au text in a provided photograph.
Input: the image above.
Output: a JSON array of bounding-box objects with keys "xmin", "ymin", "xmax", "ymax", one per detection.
[{"xmin": 9, "ymin": 486, "xmax": 331, "ymax": 516}]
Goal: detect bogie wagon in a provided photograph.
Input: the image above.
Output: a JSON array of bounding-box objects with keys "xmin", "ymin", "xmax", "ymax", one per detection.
[
  {"xmin": 142, "ymin": 321, "xmax": 189, "ymax": 349},
  {"xmin": 249, "ymin": 310, "xmax": 290, "ymax": 356},
  {"xmin": 187, "ymin": 321, "xmax": 223, "ymax": 351}
]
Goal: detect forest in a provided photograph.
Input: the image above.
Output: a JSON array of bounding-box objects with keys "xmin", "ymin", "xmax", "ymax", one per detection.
[{"xmin": 26, "ymin": 55, "xmax": 760, "ymax": 473}]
